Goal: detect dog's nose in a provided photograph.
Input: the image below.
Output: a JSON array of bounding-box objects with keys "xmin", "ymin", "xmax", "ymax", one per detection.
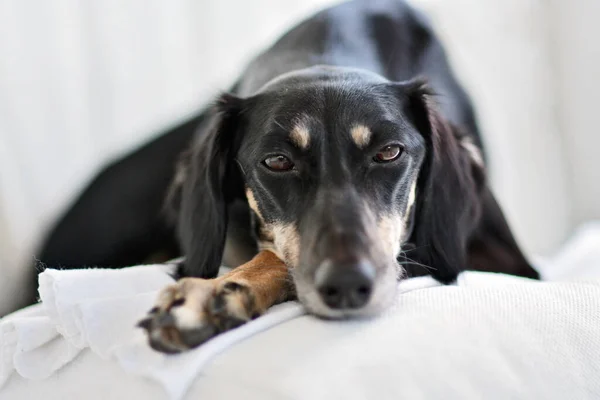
[{"xmin": 315, "ymin": 259, "xmax": 375, "ymax": 309}]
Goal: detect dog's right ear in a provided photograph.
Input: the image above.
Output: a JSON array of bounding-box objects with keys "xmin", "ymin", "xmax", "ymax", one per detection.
[{"xmin": 167, "ymin": 94, "xmax": 246, "ymax": 278}]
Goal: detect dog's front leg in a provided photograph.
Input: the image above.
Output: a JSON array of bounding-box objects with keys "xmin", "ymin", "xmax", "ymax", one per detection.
[{"xmin": 138, "ymin": 250, "xmax": 294, "ymax": 353}]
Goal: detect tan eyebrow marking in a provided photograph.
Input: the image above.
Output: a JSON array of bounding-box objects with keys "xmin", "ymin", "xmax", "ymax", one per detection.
[
  {"xmin": 289, "ymin": 123, "xmax": 310, "ymax": 149},
  {"xmin": 350, "ymin": 124, "xmax": 372, "ymax": 148}
]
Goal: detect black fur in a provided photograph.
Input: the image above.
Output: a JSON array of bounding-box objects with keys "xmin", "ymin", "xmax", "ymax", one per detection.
[
  {"xmin": 35, "ymin": 0, "xmax": 539, "ymax": 307},
  {"xmin": 174, "ymin": 96, "xmax": 247, "ymax": 278},
  {"xmin": 402, "ymin": 80, "xmax": 485, "ymax": 283}
]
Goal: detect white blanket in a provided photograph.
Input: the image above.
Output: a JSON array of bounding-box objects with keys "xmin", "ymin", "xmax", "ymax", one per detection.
[
  {"xmin": 1, "ymin": 223, "xmax": 600, "ymax": 399},
  {"xmin": 0, "ymin": 263, "xmax": 308, "ymax": 399}
]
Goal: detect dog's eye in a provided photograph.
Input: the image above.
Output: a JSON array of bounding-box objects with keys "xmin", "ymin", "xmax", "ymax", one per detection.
[
  {"xmin": 374, "ymin": 144, "xmax": 403, "ymax": 163},
  {"xmin": 263, "ymin": 155, "xmax": 295, "ymax": 171}
]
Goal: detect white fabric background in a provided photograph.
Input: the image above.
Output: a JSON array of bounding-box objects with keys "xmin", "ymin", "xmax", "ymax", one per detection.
[{"xmin": 0, "ymin": 0, "xmax": 598, "ymax": 314}]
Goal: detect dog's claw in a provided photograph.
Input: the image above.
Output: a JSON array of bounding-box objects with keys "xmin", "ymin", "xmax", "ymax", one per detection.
[{"xmin": 136, "ymin": 317, "xmax": 153, "ymax": 331}]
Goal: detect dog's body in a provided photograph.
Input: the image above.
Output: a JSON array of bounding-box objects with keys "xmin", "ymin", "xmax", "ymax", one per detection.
[{"xmin": 38, "ymin": 0, "xmax": 538, "ymax": 352}]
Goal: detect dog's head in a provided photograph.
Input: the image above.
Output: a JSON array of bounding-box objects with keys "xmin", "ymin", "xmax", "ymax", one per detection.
[{"xmin": 172, "ymin": 66, "xmax": 485, "ymax": 318}]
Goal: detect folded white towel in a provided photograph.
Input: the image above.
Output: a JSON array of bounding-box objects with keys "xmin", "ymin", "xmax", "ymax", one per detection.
[
  {"xmin": 38, "ymin": 265, "xmax": 176, "ymax": 348},
  {"xmin": 0, "ymin": 262, "xmax": 306, "ymax": 398},
  {"xmin": 0, "ymin": 264, "xmax": 176, "ymax": 389},
  {"xmin": 38, "ymin": 263, "xmax": 304, "ymax": 400},
  {"xmin": 0, "ymin": 319, "xmax": 17, "ymax": 387},
  {"xmin": 0, "ymin": 305, "xmax": 59, "ymax": 386}
]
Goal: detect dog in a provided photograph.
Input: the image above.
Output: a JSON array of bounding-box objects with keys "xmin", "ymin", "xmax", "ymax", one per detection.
[{"xmin": 37, "ymin": 0, "xmax": 539, "ymax": 353}]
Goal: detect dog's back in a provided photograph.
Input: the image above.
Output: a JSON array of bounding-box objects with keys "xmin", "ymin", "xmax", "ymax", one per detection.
[{"xmin": 238, "ymin": 0, "xmax": 480, "ymax": 144}]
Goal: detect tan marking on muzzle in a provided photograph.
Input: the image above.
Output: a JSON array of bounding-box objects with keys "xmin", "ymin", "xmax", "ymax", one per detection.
[
  {"xmin": 271, "ymin": 223, "xmax": 301, "ymax": 268},
  {"xmin": 245, "ymin": 188, "xmax": 262, "ymax": 220},
  {"xmin": 358, "ymin": 201, "xmax": 402, "ymax": 259},
  {"xmin": 373, "ymin": 179, "xmax": 417, "ymax": 258},
  {"xmin": 245, "ymin": 188, "xmax": 274, "ymax": 243},
  {"xmin": 377, "ymin": 215, "xmax": 404, "ymax": 259},
  {"xmin": 245, "ymin": 189, "xmax": 298, "ymax": 265},
  {"xmin": 350, "ymin": 124, "xmax": 372, "ymax": 148},
  {"xmin": 290, "ymin": 123, "xmax": 310, "ymax": 149}
]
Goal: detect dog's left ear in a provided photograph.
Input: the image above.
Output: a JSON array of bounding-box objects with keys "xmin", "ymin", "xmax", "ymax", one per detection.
[
  {"xmin": 397, "ymin": 79, "xmax": 539, "ymax": 282},
  {"xmin": 398, "ymin": 79, "xmax": 485, "ymax": 283}
]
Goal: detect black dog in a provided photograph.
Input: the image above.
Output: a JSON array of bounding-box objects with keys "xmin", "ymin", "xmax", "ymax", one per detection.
[{"xmin": 38, "ymin": 0, "xmax": 538, "ymax": 352}]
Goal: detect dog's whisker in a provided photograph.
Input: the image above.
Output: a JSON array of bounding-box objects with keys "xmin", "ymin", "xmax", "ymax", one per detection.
[
  {"xmin": 397, "ymin": 253, "xmax": 437, "ymax": 272},
  {"xmin": 399, "ymin": 244, "xmax": 431, "ymax": 253},
  {"xmin": 397, "ymin": 261, "xmax": 436, "ymax": 272}
]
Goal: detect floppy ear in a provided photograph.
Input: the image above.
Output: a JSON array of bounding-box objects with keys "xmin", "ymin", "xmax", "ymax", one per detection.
[
  {"xmin": 400, "ymin": 79, "xmax": 484, "ymax": 283},
  {"xmin": 168, "ymin": 94, "xmax": 246, "ymax": 278},
  {"xmin": 400, "ymin": 79, "xmax": 539, "ymax": 282}
]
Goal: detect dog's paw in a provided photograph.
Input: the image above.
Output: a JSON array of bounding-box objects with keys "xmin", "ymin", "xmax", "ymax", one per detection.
[{"xmin": 137, "ymin": 278, "xmax": 258, "ymax": 353}]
